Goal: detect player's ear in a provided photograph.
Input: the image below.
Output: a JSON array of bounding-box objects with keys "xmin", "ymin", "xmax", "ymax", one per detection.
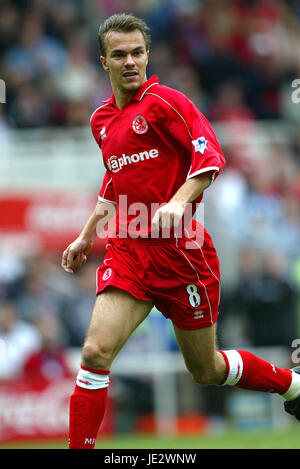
[{"xmin": 100, "ymin": 56, "xmax": 109, "ymax": 72}]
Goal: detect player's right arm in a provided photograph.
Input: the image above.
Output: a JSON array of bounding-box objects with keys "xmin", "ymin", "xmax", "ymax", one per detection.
[
  {"xmin": 61, "ymin": 199, "xmax": 116, "ymax": 274},
  {"xmin": 62, "ymin": 108, "xmax": 117, "ymax": 273}
]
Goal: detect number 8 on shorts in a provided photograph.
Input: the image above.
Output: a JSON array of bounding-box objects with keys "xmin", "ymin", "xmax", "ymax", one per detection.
[{"xmin": 186, "ymin": 284, "xmax": 201, "ymax": 307}]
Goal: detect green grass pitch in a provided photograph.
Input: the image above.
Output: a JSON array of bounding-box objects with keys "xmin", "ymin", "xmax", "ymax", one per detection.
[{"xmin": 0, "ymin": 425, "xmax": 299, "ymax": 449}]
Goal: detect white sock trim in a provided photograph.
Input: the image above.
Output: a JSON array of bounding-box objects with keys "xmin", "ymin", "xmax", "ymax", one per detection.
[
  {"xmin": 222, "ymin": 350, "xmax": 243, "ymax": 386},
  {"xmin": 282, "ymin": 370, "xmax": 300, "ymax": 401},
  {"xmin": 76, "ymin": 368, "xmax": 110, "ymax": 390}
]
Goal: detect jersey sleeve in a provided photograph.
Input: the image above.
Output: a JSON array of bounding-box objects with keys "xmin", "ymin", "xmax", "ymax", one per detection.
[
  {"xmin": 166, "ymin": 92, "xmax": 226, "ymax": 182},
  {"xmin": 90, "ymin": 110, "xmax": 103, "ymax": 149},
  {"xmin": 98, "ymin": 171, "xmax": 117, "ymax": 205},
  {"xmin": 91, "ymin": 107, "xmax": 116, "ymax": 204}
]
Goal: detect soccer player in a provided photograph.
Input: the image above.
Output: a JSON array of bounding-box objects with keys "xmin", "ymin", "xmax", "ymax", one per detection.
[{"xmin": 61, "ymin": 14, "xmax": 300, "ymax": 449}]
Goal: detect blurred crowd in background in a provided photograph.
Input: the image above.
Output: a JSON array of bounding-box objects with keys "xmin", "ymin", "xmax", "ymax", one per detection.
[
  {"xmin": 0, "ymin": 0, "xmax": 300, "ymax": 388},
  {"xmin": 1, "ymin": 0, "xmax": 300, "ymax": 126}
]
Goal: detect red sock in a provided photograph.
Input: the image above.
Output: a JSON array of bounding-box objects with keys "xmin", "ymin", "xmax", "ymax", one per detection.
[
  {"xmin": 69, "ymin": 366, "xmax": 110, "ymax": 449},
  {"xmin": 219, "ymin": 350, "xmax": 292, "ymax": 394}
]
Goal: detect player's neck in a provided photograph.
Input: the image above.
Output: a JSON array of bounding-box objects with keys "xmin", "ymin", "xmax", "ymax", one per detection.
[
  {"xmin": 113, "ymin": 88, "xmax": 137, "ymax": 109},
  {"xmin": 112, "ymin": 76, "xmax": 147, "ymax": 109}
]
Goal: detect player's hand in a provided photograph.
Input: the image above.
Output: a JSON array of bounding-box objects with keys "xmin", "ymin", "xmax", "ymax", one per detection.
[
  {"xmin": 61, "ymin": 238, "xmax": 92, "ymax": 274},
  {"xmin": 151, "ymin": 200, "xmax": 186, "ymax": 232}
]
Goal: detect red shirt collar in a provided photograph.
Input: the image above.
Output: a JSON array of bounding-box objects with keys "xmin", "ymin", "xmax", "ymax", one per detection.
[
  {"xmin": 133, "ymin": 75, "xmax": 159, "ymax": 101},
  {"xmin": 107, "ymin": 75, "xmax": 159, "ymax": 107}
]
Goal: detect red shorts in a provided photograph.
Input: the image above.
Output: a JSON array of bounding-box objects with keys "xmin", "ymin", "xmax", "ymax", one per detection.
[{"xmin": 96, "ymin": 230, "xmax": 221, "ymax": 330}]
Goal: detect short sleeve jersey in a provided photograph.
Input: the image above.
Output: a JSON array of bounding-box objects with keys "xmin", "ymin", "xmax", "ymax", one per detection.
[{"xmin": 90, "ymin": 75, "xmax": 226, "ymax": 238}]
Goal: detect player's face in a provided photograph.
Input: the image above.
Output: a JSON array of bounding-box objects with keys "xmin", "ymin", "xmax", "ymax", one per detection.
[{"xmin": 101, "ymin": 30, "xmax": 149, "ymax": 96}]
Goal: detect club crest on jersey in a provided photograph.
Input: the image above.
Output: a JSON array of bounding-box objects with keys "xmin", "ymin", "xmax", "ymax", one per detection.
[
  {"xmin": 103, "ymin": 268, "xmax": 112, "ymax": 281},
  {"xmin": 192, "ymin": 136, "xmax": 208, "ymax": 155},
  {"xmin": 132, "ymin": 115, "xmax": 148, "ymax": 134}
]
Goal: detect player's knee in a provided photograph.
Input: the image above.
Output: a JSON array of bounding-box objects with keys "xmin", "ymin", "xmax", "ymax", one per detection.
[
  {"xmin": 82, "ymin": 342, "xmax": 113, "ymax": 370},
  {"xmin": 189, "ymin": 367, "xmax": 222, "ymax": 386}
]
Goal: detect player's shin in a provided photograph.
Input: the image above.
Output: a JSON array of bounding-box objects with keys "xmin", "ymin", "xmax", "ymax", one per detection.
[
  {"xmin": 219, "ymin": 350, "xmax": 300, "ymax": 397},
  {"xmin": 69, "ymin": 365, "xmax": 110, "ymax": 449}
]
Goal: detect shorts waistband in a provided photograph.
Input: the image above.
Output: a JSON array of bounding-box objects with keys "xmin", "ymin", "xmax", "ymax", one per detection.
[{"xmin": 114, "ymin": 235, "xmax": 179, "ymax": 246}]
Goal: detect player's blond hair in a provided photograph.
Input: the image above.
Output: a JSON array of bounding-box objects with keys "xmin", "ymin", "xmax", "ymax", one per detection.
[{"xmin": 98, "ymin": 13, "xmax": 151, "ymax": 57}]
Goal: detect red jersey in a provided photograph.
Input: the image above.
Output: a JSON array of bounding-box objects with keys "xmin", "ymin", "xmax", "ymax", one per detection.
[{"xmin": 90, "ymin": 75, "xmax": 226, "ymax": 239}]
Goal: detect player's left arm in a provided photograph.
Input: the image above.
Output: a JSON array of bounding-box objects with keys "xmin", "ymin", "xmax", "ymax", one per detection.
[
  {"xmin": 151, "ymin": 171, "xmax": 213, "ymax": 230},
  {"xmin": 152, "ymin": 92, "xmax": 225, "ymax": 231}
]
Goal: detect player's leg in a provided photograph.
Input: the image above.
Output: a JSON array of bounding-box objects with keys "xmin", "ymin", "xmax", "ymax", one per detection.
[
  {"xmin": 162, "ymin": 228, "xmax": 300, "ymax": 420},
  {"xmin": 69, "ymin": 287, "xmax": 153, "ymax": 449},
  {"xmin": 82, "ymin": 287, "xmax": 153, "ymax": 370},
  {"xmin": 173, "ymin": 322, "xmax": 300, "ymax": 418},
  {"xmin": 173, "ymin": 323, "xmax": 226, "ymax": 385}
]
